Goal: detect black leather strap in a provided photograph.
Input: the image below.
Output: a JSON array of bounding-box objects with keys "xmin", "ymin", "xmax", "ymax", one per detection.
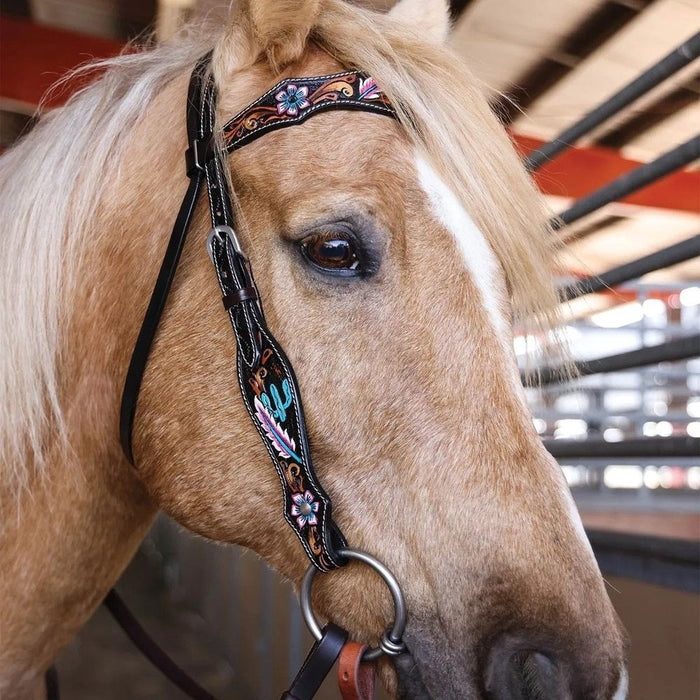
[
  {"xmin": 103, "ymin": 587, "xmax": 350, "ymax": 700},
  {"xmin": 208, "ymin": 223, "xmax": 348, "ymax": 569},
  {"xmin": 222, "ymin": 286, "xmax": 258, "ymax": 309},
  {"xmin": 104, "ymin": 590, "xmax": 219, "ymax": 700},
  {"xmin": 45, "ymin": 666, "xmax": 59, "ymax": 700},
  {"xmin": 185, "ymin": 135, "xmax": 213, "ymax": 177},
  {"xmin": 119, "ymin": 172, "xmax": 203, "ymax": 463},
  {"xmin": 119, "ymin": 54, "xmax": 395, "ymax": 570},
  {"xmin": 280, "ymin": 624, "xmax": 348, "ymax": 700},
  {"xmin": 205, "ymin": 92, "xmax": 348, "ymax": 567},
  {"xmin": 119, "ymin": 54, "xmax": 212, "ymax": 464}
]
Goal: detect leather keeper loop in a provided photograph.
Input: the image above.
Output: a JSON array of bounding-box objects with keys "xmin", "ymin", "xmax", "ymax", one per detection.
[
  {"xmin": 222, "ymin": 286, "xmax": 258, "ymax": 309},
  {"xmin": 185, "ymin": 136, "xmax": 213, "ymax": 177}
]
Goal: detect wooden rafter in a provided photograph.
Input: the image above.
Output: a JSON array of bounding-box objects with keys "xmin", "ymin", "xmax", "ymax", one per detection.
[
  {"xmin": 1, "ymin": 16, "xmax": 698, "ymax": 217},
  {"xmin": 494, "ymin": 0, "xmax": 655, "ymax": 125}
]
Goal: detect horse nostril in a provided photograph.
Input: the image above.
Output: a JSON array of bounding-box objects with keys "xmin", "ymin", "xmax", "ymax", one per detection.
[
  {"xmin": 506, "ymin": 650, "xmax": 563, "ymax": 700},
  {"xmin": 485, "ymin": 640, "xmax": 571, "ymax": 700}
]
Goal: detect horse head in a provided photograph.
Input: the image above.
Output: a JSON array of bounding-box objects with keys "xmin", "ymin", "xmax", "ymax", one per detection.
[{"xmin": 0, "ymin": 0, "xmax": 627, "ymax": 697}]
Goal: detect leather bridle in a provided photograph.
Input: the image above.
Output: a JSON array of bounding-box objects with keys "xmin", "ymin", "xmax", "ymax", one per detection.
[{"xmin": 113, "ymin": 53, "xmax": 408, "ymax": 698}]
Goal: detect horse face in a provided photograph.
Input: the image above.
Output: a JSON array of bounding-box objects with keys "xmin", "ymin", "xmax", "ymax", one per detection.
[
  {"xmin": 222, "ymin": 93, "xmax": 626, "ymax": 700},
  {"xmin": 131, "ymin": 0, "xmax": 628, "ymax": 696}
]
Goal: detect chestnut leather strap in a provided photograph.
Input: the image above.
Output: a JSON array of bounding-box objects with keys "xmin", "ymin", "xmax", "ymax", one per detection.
[{"xmin": 338, "ymin": 642, "xmax": 376, "ymax": 700}]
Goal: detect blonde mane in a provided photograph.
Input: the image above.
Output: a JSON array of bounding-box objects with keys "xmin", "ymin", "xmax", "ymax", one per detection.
[
  {"xmin": 0, "ymin": 1, "xmax": 563, "ymax": 494},
  {"xmin": 0, "ymin": 28, "xmax": 218, "ymax": 493}
]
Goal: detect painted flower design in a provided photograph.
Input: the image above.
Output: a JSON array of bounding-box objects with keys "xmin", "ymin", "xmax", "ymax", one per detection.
[
  {"xmin": 275, "ymin": 84, "xmax": 310, "ymax": 116},
  {"xmin": 291, "ymin": 490, "xmax": 319, "ymax": 529}
]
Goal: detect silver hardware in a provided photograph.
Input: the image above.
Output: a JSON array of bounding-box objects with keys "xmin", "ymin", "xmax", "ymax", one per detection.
[
  {"xmin": 206, "ymin": 225, "xmax": 244, "ymax": 264},
  {"xmin": 300, "ymin": 547, "xmax": 407, "ymax": 662}
]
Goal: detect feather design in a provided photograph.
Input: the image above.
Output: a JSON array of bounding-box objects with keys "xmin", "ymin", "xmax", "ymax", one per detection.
[
  {"xmin": 254, "ymin": 396, "xmax": 302, "ymax": 463},
  {"xmin": 358, "ymin": 77, "xmax": 380, "ymax": 100}
]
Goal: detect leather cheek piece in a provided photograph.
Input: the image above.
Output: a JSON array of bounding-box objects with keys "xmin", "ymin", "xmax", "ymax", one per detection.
[{"xmin": 338, "ymin": 642, "xmax": 376, "ymax": 700}]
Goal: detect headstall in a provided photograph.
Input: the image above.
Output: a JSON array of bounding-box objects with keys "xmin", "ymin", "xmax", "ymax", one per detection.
[{"xmin": 117, "ymin": 53, "xmax": 407, "ymax": 697}]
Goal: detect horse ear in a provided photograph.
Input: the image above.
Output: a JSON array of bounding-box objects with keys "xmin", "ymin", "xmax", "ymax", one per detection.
[
  {"xmin": 389, "ymin": 0, "xmax": 450, "ymax": 43},
  {"xmin": 243, "ymin": 0, "xmax": 322, "ymax": 69}
]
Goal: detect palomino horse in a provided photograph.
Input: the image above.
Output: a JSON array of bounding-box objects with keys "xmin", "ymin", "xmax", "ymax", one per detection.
[{"xmin": 0, "ymin": 0, "xmax": 628, "ymax": 697}]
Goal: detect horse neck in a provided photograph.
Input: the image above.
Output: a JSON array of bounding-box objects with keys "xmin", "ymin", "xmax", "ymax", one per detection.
[
  {"xmin": 0, "ymin": 447, "xmax": 155, "ymax": 695},
  {"xmin": 0, "ymin": 280, "xmax": 156, "ymax": 692},
  {"xmin": 0, "ymin": 75, "xmax": 197, "ymax": 696}
]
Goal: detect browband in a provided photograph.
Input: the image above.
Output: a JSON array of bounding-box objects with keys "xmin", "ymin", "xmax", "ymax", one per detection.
[
  {"xmin": 119, "ymin": 55, "xmax": 396, "ymax": 570},
  {"xmin": 222, "ymin": 70, "xmax": 394, "ymax": 150},
  {"xmin": 185, "ymin": 70, "xmax": 394, "ymax": 177}
]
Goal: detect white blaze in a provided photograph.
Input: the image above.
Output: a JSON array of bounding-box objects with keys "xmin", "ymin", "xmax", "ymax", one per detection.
[
  {"xmin": 414, "ymin": 154, "xmax": 511, "ymax": 344},
  {"xmin": 613, "ymin": 666, "xmax": 629, "ymax": 699},
  {"xmin": 562, "ymin": 481, "xmax": 596, "ymax": 556},
  {"xmin": 415, "ymin": 153, "xmax": 594, "ymax": 552}
]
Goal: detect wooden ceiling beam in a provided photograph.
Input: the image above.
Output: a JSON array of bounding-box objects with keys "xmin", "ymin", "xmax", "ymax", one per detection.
[
  {"xmin": 1, "ymin": 17, "xmax": 697, "ymax": 216},
  {"xmin": 494, "ymin": 0, "xmax": 655, "ymax": 125}
]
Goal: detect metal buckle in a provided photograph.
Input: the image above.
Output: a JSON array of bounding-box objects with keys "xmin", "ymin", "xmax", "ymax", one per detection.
[
  {"xmin": 206, "ymin": 225, "xmax": 245, "ymax": 264},
  {"xmin": 300, "ymin": 548, "xmax": 407, "ymax": 662}
]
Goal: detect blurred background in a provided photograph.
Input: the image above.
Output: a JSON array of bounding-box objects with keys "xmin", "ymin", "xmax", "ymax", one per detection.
[{"xmin": 1, "ymin": 1, "xmax": 698, "ymax": 698}]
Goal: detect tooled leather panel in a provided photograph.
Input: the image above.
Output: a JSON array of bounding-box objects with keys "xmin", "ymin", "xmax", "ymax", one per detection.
[
  {"xmin": 122, "ymin": 55, "xmax": 396, "ymax": 571},
  {"xmin": 223, "ymin": 71, "xmax": 395, "ymax": 152},
  {"xmin": 208, "ymin": 230, "xmax": 347, "ymax": 571}
]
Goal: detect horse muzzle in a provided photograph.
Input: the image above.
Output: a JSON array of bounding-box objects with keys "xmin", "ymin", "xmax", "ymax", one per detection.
[{"xmin": 393, "ymin": 627, "xmax": 627, "ymax": 700}]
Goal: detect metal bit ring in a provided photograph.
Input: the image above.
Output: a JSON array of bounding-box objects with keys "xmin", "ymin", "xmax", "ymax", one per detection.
[{"xmin": 300, "ymin": 547, "xmax": 407, "ymax": 662}]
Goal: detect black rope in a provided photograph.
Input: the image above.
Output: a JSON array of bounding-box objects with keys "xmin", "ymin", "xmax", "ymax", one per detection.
[
  {"xmin": 560, "ymin": 233, "xmax": 700, "ymax": 301},
  {"xmin": 551, "ymin": 135, "xmax": 700, "ymax": 231},
  {"xmin": 103, "ymin": 589, "xmax": 219, "ymax": 700},
  {"xmin": 524, "ymin": 333, "xmax": 700, "ymax": 386},
  {"xmin": 525, "ymin": 31, "xmax": 700, "ymax": 171}
]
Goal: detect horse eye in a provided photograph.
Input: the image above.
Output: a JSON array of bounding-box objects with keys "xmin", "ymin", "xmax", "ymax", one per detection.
[{"xmin": 300, "ymin": 232, "xmax": 361, "ymax": 276}]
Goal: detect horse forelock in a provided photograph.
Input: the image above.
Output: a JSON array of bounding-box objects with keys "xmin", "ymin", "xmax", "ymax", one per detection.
[{"xmin": 310, "ymin": 0, "xmax": 566, "ymax": 331}]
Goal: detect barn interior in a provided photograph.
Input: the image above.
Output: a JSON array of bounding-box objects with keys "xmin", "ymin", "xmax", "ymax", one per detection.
[{"xmin": 1, "ymin": 1, "xmax": 698, "ymax": 698}]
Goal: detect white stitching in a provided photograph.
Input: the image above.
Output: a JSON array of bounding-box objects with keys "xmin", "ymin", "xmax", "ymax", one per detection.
[
  {"xmin": 234, "ymin": 349, "xmax": 324, "ymax": 568},
  {"xmin": 206, "ymin": 73, "xmax": 260, "ymax": 361},
  {"xmin": 255, "ymin": 322, "xmax": 337, "ymax": 566},
  {"xmin": 204, "ymin": 162, "xmax": 217, "ymax": 224},
  {"xmin": 225, "ymin": 101, "xmax": 394, "ymax": 150},
  {"xmin": 209, "ymin": 235, "xmax": 334, "ymax": 567},
  {"xmin": 222, "ymin": 70, "xmax": 361, "ymax": 130},
  {"xmin": 198, "ymin": 70, "xmax": 374, "ymax": 570},
  {"xmin": 223, "ymin": 243, "xmax": 257, "ymax": 367},
  {"xmin": 209, "ymin": 241, "xmax": 327, "ymax": 568}
]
